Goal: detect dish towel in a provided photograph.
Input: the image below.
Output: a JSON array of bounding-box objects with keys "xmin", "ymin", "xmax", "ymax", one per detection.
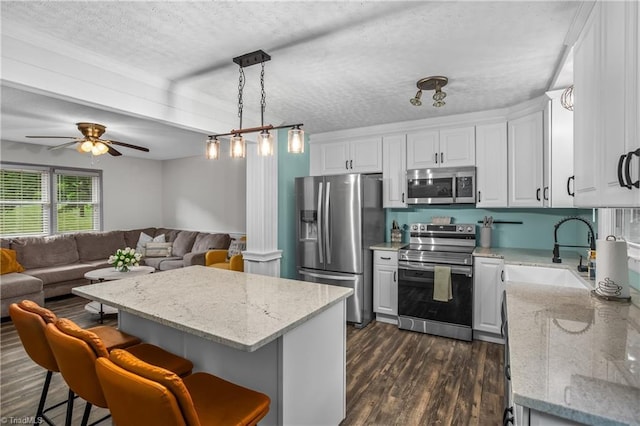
[{"xmin": 433, "ymin": 266, "xmax": 453, "ymax": 302}]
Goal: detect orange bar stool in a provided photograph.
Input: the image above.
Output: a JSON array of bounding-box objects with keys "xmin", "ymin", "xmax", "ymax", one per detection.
[
  {"xmin": 8, "ymin": 300, "xmax": 141, "ymax": 426},
  {"xmin": 96, "ymin": 349, "xmax": 270, "ymax": 426},
  {"xmin": 45, "ymin": 318, "xmax": 193, "ymax": 426}
]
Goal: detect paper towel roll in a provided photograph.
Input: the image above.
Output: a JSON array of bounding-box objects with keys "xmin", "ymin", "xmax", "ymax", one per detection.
[{"xmin": 595, "ymin": 236, "xmax": 629, "ymax": 298}]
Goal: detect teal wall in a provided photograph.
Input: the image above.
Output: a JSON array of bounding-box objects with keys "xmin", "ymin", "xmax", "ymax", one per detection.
[
  {"xmin": 277, "ymin": 130, "xmax": 309, "ymax": 279},
  {"xmin": 630, "ymin": 270, "xmax": 640, "ymax": 292},
  {"xmin": 386, "ymin": 207, "xmax": 596, "ymax": 251}
]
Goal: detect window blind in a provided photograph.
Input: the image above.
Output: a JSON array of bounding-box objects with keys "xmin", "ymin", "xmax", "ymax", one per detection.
[
  {"xmin": 55, "ymin": 171, "xmax": 101, "ymax": 233},
  {"xmin": 0, "ymin": 167, "xmax": 50, "ymax": 236}
]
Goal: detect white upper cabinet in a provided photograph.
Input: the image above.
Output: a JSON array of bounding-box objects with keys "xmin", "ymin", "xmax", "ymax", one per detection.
[
  {"xmin": 406, "ymin": 126, "xmax": 475, "ymax": 169},
  {"xmin": 476, "ymin": 122, "xmax": 508, "ymax": 207},
  {"xmin": 382, "ymin": 134, "xmax": 407, "ymax": 208},
  {"xmin": 544, "ymin": 93, "xmax": 575, "ymax": 208},
  {"xmin": 508, "ymin": 111, "xmax": 544, "ymax": 207},
  {"xmin": 310, "ymin": 137, "xmax": 382, "ymax": 176},
  {"xmin": 574, "ymin": 1, "xmax": 640, "ymax": 207}
]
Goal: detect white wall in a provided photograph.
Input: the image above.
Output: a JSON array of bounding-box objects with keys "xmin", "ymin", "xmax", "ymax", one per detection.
[
  {"xmin": 0, "ymin": 141, "xmax": 247, "ymax": 233},
  {"xmin": 161, "ymin": 145, "xmax": 246, "ymax": 234}
]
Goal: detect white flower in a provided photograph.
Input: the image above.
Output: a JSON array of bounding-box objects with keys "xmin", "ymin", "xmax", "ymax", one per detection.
[{"xmin": 124, "ymin": 247, "xmax": 131, "ymax": 254}]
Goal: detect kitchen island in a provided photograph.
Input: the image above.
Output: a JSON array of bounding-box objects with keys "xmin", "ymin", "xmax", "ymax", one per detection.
[{"xmin": 72, "ymin": 265, "xmax": 353, "ymax": 426}]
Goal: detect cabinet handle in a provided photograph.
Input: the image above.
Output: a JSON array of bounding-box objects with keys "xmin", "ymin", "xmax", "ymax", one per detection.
[
  {"xmin": 503, "ymin": 407, "xmax": 514, "ymax": 426},
  {"xmin": 536, "ymin": 188, "xmax": 541, "ymax": 201},
  {"xmin": 618, "ymin": 153, "xmax": 631, "ymax": 188},
  {"xmin": 505, "ymin": 364, "xmax": 511, "ymax": 380},
  {"xmin": 624, "ymin": 148, "xmax": 640, "ymax": 189},
  {"xmin": 345, "ymin": 160, "xmax": 349, "ymax": 170},
  {"xmin": 440, "ymin": 152, "xmax": 444, "ymax": 163},
  {"xmin": 434, "ymin": 153, "xmax": 438, "ymax": 164},
  {"xmin": 567, "ymin": 175, "xmax": 575, "ymax": 196},
  {"xmin": 381, "ymin": 256, "xmax": 391, "ymax": 260},
  {"xmin": 543, "ymin": 186, "xmax": 549, "ymax": 200},
  {"xmin": 501, "ymin": 270, "xmax": 504, "ymax": 282},
  {"xmin": 350, "ymin": 159, "xmax": 353, "ymax": 169},
  {"xmin": 393, "ymin": 271, "xmax": 397, "ymax": 282},
  {"xmin": 478, "ymin": 191, "xmax": 481, "ymax": 203},
  {"xmin": 402, "ymin": 193, "xmax": 405, "ymax": 203}
]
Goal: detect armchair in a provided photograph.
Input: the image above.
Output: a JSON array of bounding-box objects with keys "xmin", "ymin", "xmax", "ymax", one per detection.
[{"xmin": 205, "ymin": 237, "xmax": 246, "ymax": 272}]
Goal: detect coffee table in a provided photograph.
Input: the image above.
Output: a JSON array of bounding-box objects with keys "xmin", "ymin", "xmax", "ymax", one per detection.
[{"xmin": 84, "ymin": 266, "xmax": 155, "ymax": 322}]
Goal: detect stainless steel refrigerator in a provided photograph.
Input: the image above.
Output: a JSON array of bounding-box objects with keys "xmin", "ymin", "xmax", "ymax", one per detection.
[{"xmin": 295, "ymin": 174, "xmax": 384, "ymax": 328}]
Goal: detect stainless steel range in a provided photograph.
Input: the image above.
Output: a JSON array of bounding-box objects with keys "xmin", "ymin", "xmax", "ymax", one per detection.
[{"xmin": 397, "ymin": 223, "xmax": 476, "ymax": 341}]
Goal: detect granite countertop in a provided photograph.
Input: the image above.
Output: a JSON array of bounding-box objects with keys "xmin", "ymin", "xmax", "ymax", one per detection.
[
  {"xmin": 488, "ymin": 248, "xmax": 640, "ymax": 425},
  {"xmin": 369, "ymin": 242, "xmax": 406, "ymax": 251},
  {"xmin": 72, "ymin": 265, "xmax": 353, "ymax": 352}
]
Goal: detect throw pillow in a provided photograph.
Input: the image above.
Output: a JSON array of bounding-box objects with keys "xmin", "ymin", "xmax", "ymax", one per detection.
[
  {"xmin": 136, "ymin": 233, "xmax": 166, "ymax": 254},
  {"xmin": 144, "ymin": 242, "xmax": 173, "ymax": 258},
  {"xmin": 0, "ymin": 248, "xmax": 25, "ymax": 275},
  {"xmin": 226, "ymin": 239, "xmax": 246, "ymax": 261}
]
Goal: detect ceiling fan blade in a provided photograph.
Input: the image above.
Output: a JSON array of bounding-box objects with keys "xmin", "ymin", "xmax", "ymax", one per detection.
[
  {"xmin": 108, "ymin": 140, "xmax": 150, "ymax": 152},
  {"xmin": 26, "ymin": 136, "xmax": 77, "ymax": 139},
  {"xmin": 48, "ymin": 141, "xmax": 79, "ymax": 151},
  {"xmin": 106, "ymin": 145, "xmax": 123, "ymax": 156}
]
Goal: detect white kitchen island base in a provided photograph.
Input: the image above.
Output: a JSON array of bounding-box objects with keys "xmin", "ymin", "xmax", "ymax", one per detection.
[{"xmin": 118, "ymin": 300, "xmax": 346, "ymax": 426}]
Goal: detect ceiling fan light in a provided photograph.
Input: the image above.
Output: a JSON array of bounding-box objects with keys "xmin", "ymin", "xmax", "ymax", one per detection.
[
  {"xmin": 230, "ymin": 134, "xmax": 246, "ymax": 158},
  {"xmin": 96, "ymin": 142, "xmax": 109, "ymax": 155},
  {"xmin": 257, "ymin": 130, "xmax": 274, "ymax": 156},
  {"xmin": 288, "ymin": 126, "xmax": 305, "ymax": 154},
  {"xmin": 79, "ymin": 140, "xmax": 94, "ymax": 153},
  {"xmin": 206, "ymin": 138, "xmax": 220, "ymax": 160}
]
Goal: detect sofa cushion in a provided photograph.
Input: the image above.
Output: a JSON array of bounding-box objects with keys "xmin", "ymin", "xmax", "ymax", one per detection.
[
  {"xmin": 1, "ymin": 248, "xmax": 25, "ymax": 274},
  {"xmin": 157, "ymin": 259, "xmax": 185, "ymax": 271},
  {"xmin": 171, "ymin": 231, "xmax": 199, "ymax": 257},
  {"xmin": 191, "ymin": 233, "xmax": 231, "ymax": 254},
  {"xmin": 227, "ymin": 239, "xmax": 246, "ymax": 260},
  {"xmin": 75, "ymin": 231, "xmax": 127, "ymax": 261},
  {"xmin": 136, "ymin": 233, "xmax": 166, "ymax": 255},
  {"xmin": 0, "ymin": 273, "xmax": 43, "ymax": 299},
  {"xmin": 24, "ymin": 263, "xmax": 96, "ymax": 286},
  {"xmin": 142, "ymin": 256, "xmax": 182, "ymax": 270},
  {"xmin": 155, "ymin": 228, "xmax": 180, "ymax": 242},
  {"xmin": 124, "ymin": 228, "xmax": 158, "ymax": 249},
  {"xmin": 144, "ymin": 242, "xmax": 173, "ymax": 258},
  {"xmin": 13, "ymin": 235, "xmax": 79, "ymax": 269}
]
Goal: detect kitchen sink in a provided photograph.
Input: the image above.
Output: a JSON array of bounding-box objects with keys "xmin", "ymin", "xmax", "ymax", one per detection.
[{"xmin": 504, "ymin": 265, "xmax": 589, "ymax": 289}]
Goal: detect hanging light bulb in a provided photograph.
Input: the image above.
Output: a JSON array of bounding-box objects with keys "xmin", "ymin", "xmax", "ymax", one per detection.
[
  {"xmin": 206, "ymin": 137, "xmax": 220, "ymax": 160},
  {"xmin": 95, "ymin": 142, "xmax": 109, "ymax": 155},
  {"xmin": 230, "ymin": 134, "xmax": 246, "ymax": 158},
  {"xmin": 288, "ymin": 125, "xmax": 305, "ymax": 154},
  {"xmin": 257, "ymin": 130, "xmax": 274, "ymax": 156},
  {"xmin": 79, "ymin": 140, "xmax": 94, "ymax": 153}
]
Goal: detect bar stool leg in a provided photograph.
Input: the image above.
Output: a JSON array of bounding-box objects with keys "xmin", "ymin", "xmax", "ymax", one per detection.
[
  {"xmin": 80, "ymin": 402, "xmax": 92, "ymax": 426},
  {"xmin": 34, "ymin": 371, "xmax": 52, "ymax": 425},
  {"xmin": 64, "ymin": 389, "xmax": 74, "ymax": 426}
]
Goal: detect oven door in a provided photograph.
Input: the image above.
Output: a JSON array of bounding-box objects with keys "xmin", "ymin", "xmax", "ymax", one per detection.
[{"xmin": 397, "ymin": 263, "xmax": 473, "ymax": 327}]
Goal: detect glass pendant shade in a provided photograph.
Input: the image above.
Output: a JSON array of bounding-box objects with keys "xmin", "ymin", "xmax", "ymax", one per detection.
[
  {"xmin": 79, "ymin": 141, "xmax": 94, "ymax": 153},
  {"xmin": 257, "ymin": 131, "xmax": 274, "ymax": 156},
  {"xmin": 288, "ymin": 127, "xmax": 305, "ymax": 154},
  {"xmin": 230, "ymin": 134, "xmax": 246, "ymax": 158},
  {"xmin": 96, "ymin": 142, "xmax": 109, "ymax": 155},
  {"xmin": 206, "ymin": 138, "xmax": 220, "ymax": 160}
]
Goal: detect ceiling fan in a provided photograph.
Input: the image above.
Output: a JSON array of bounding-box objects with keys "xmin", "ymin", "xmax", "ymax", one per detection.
[{"xmin": 26, "ymin": 122, "xmax": 150, "ymax": 156}]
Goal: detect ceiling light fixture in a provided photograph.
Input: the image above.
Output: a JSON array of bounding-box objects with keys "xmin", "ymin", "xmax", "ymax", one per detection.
[
  {"xmin": 206, "ymin": 50, "xmax": 304, "ymax": 159},
  {"xmin": 410, "ymin": 76, "xmax": 448, "ymax": 108},
  {"xmin": 561, "ymin": 85, "xmax": 574, "ymax": 111}
]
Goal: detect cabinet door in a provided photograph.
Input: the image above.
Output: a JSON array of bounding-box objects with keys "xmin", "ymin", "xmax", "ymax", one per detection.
[
  {"xmin": 473, "ymin": 257, "xmax": 504, "ymax": 338},
  {"xmin": 319, "ymin": 142, "xmax": 350, "ymax": 175},
  {"xmin": 382, "ymin": 134, "xmax": 407, "ymax": 208},
  {"xmin": 508, "ymin": 111, "xmax": 544, "ymax": 207},
  {"xmin": 476, "ymin": 123, "xmax": 508, "ymax": 207},
  {"xmin": 406, "ymin": 130, "xmax": 439, "ymax": 169},
  {"xmin": 350, "ymin": 137, "xmax": 382, "ymax": 173},
  {"xmin": 547, "ymin": 95, "xmax": 574, "ymax": 208},
  {"xmin": 439, "ymin": 126, "xmax": 476, "ymax": 167},
  {"xmin": 373, "ymin": 251, "xmax": 398, "ymax": 316}
]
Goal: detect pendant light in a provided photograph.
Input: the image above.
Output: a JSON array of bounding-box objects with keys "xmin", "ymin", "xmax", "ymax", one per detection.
[{"xmin": 205, "ymin": 50, "xmax": 304, "ymax": 159}]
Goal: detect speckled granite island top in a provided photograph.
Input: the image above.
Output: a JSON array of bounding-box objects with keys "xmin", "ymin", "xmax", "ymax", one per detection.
[
  {"xmin": 72, "ymin": 265, "xmax": 353, "ymax": 352},
  {"xmin": 506, "ymin": 275, "xmax": 640, "ymax": 425}
]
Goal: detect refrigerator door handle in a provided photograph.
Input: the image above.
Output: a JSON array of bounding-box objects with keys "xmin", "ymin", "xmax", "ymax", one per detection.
[
  {"xmin": 317, "ymin": 182, "xmax": 324, "ymax": 263},
  {"xmin": 299, "ymin": 270, "xmax": 357, "ymax": 281},
  {"xmin": 325, "ymin": 181, "xmax": 332, "ymax": 264}
]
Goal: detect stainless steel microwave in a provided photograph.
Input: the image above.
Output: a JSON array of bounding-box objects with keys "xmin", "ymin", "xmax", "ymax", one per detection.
[{"xmin": 406, "ymin": 166, "xmax": 476, "ymax": 204}]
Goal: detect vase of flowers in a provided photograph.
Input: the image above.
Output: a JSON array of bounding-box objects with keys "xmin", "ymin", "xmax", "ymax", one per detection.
[{"xmin": 108, "ymin": 247, "xmax": 142, "ymax": 273}]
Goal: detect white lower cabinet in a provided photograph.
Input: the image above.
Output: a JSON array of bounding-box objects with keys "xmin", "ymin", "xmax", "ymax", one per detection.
[
  {"xmin": 473, "ymin": 256, "xmax": 504, "ymax": 342},
  {"xmin": 373, "ymin": 250, "xmax": 398, "ymax": 323}
]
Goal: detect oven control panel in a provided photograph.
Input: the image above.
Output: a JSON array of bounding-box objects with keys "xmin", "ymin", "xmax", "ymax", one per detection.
[{"xmin": 409, "ymin": 223, "xmax": 476, "ymax": 235}]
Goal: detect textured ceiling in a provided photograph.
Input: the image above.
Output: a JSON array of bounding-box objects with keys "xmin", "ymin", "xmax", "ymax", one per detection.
[{"xmin": 1, "ymin": 1, "xmax": 581, "ymax": 160}]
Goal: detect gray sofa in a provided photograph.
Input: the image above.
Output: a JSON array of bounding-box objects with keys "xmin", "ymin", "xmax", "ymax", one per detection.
[{"xmin": 0, "ymin": 228, "xmax": 231, "ymax": 318}]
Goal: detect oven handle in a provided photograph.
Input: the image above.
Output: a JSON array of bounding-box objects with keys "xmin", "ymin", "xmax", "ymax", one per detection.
[{"xmin": 399, "ymin": 262, "xmax": 472, "ymax": 277}]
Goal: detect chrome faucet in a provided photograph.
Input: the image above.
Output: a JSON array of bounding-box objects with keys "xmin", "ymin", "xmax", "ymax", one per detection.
[{"xmin": 552, "ymin": 217, "xmax": 596, "ymax": 265}]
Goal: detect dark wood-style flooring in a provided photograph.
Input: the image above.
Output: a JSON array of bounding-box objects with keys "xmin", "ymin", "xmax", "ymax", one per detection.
[{"xmin": 1, "ymin": 296, "xmax": 504, "ymax": 425}]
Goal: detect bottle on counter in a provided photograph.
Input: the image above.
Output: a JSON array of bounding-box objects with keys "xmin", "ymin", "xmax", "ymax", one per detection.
[{"xmin": 588, "ymin": 250, "xmax": 596, "ymax": 280}]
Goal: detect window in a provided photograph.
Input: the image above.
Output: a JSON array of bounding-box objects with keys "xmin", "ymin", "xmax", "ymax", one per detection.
[{"xmin": 0, "ymin": 163, "xmax": 102, "ymax": 237}]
